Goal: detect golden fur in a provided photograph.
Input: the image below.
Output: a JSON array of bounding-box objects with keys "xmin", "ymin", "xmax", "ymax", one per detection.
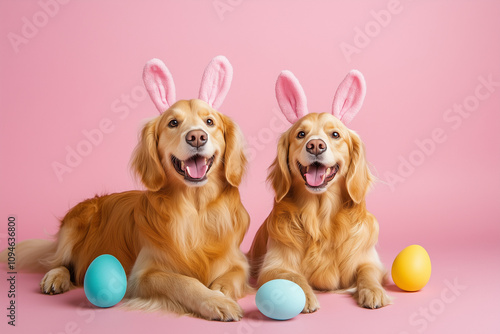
[
  {"xmin": 2, "ymin": 99, "xmax": 250, "ymax": 321},
  {"xmin": 249, "ymin": 112, "xmax": 390, "ymax": 311}
]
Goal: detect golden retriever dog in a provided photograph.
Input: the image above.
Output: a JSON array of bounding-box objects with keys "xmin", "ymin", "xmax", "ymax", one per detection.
[
  {"xmin": 1, "ymin": 56, "xmax": 250, "ymax": 321},
  {"xmin": 249, "ymin": 70, "xmax": 390, "ymax": 312}
]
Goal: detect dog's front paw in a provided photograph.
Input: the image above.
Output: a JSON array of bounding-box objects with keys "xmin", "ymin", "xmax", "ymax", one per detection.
[
  {"xmin": 302, "ymin": 290, "xmax": 320, "ymax": 313},
  {"xmin": 40, "ymin": 267, "xmax": 73, "ymax": 295},
  {"xmin": 198, "ymin": 291, "xmax": 243, "ymax": 321},
  {"xmin": 356, "ymin": 286, "xmax": 391, "ymax": 309}
]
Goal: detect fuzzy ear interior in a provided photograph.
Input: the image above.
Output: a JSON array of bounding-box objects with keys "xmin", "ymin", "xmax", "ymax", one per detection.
[
  {"xmin": 143, "ymin": 58, "xmax": 176, "ymax": 113},
  {"xmin": 199, "ymin": 56, "xmax": 233, "ymax": 110},
  {"xmin": 332, "ymin": 70, "xmax": 366, "ymax": 124},
  {"xmin": 275, "ymin": 70, "xmax": 308, "ymax": 124}
]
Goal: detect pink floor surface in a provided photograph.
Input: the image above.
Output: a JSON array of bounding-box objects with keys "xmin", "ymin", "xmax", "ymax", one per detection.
[{"xmin": 2, "ymin": 239, "xmax": 499, "ymax": 334}]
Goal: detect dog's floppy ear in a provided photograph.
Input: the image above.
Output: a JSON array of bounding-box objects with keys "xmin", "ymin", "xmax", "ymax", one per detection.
[
  {"xmin": 131, "ymin": 118, "xmax": 166, "ymax": 191},
  {"xmin": 275, "ymin": 70, "xmax": 308, "ymax": 124},
  {"xmin": 143, "ymin": 58, "xmax": 176, "ymax": 113},
  {"xmin": 267, "ymin": 131, "xmax": 291, "ymax": 202},
  {"xmin": 332, "ymin": 70, "xmax": 366, "ymax": 124},
  {"xmin": 222, "ymin": 114, "xmax": 247, "ymax": 187},
  {"xmin": 199, "ymin": 56, "xmax": 233, "ymax": 110},
  {"xmin": 346, "ymin": 130, "xmax": 373, "ymax": 204}
]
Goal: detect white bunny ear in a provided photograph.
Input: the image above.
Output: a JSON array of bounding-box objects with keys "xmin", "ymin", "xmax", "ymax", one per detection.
[
  {"xmin": 198, "ymin": 56, "xmax": 233, "ymax": 110},
  {"xmin": 332, "ymin": 70, "xmax": 366, "ymax": 124},
  {"xmin": 143, "ymin": 58, "xmax": 176, "ymax": 114},
  {"xmin": 275, "ymin": 70, "xmax": 308, "ymax": 124}
]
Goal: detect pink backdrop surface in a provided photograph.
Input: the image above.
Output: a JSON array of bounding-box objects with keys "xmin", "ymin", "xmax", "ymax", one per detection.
[{"xmin": 1, "ymin": 0, "xmax": 499, "ymax": 333}]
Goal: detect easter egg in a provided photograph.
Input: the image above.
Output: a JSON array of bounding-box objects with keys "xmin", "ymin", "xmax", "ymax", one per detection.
[
  {"xmin": 392, "ymin": 245, "xmax": 431, "ymax": 292},
  {"xmin": 84, "ymin": 254, "xmax": 127, "ymax": 307},
  {"xmin": 255, "ymin": 279, "xmax": 306, "ymax": 320}
]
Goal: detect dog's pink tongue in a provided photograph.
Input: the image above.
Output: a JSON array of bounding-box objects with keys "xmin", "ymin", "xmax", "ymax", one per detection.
[
  {"xmin": 305, "ymin": 165, "xmax": 326, "ymax": 187},
  {"xmin": 185, "ymin": 156, "xmax": 208, "ymax": 179}
]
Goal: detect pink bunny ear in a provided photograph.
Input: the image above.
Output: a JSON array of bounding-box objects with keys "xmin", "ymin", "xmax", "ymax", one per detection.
[
  {"xmin": 332, "ymin": 70, "xmax": 366, "ymax": 124},
  {"xmin": 198, "ymin": 56, "xmax": 233, "ymax": 110},
  {"xmin": 275, "ymin": 70, "xmax": 308, "ymax": 124},
  {"xmin": 143, "ymin": 58, "xmax": 176, "ymax": 114}
]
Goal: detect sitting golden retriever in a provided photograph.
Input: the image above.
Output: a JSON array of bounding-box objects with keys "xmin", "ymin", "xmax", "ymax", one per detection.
[
  {"xmin": 249, "ymin": 70, "xmax": 390, "ymax": 311},
  {"xmin": 1, "ymin": 56, "xmax": 249, "ymax": 321}
]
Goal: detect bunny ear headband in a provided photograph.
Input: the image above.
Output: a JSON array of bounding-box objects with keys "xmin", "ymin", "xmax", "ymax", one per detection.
[
  {"xmin": 275, "ymin": 69, "xmax": 366, "ymax": 124},
  {"xmin": 142, "ymin": 56, "xmax": 233, "ymax": 113}
]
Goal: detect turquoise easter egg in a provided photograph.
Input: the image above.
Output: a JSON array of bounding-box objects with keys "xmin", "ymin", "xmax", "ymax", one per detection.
[
  {"xmin": 84, "ymin": 254, "xmax": 127, "ymax": 308},
  {"xmin": 255, "ymin": 279, "xmax": 306, "ymax": 320}
]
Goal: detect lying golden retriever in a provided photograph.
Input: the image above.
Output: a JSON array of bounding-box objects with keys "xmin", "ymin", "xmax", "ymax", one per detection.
[
  {"xmin": 1, "ymin": 56, "xmax": 250, "ymax": 321},
  {"xmin": 249, "ymin": 70, "xmax": 390, "ymax": 311}
]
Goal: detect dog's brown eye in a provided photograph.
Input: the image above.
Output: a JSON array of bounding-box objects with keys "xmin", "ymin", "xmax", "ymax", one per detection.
[
  {"xmin": 297, "ymin": 131, "xmax": 306, "ymax": 139},
  {"xmin": 332, "ymin": 131, "xmax": 340, "ymax": 139},
  {"xmin": 206, "ymin": 118, "xmax": 214, "ymax": 126},
  {"xmin": 168, "ymin": 120, "xmax": 178, "ymax": 128}
]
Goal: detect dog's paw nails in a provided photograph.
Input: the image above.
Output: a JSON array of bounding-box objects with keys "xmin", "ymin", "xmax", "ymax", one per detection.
[
  {"xmin": 302, "ymin": 292, "xmax": 320, "ymax": 313},
  {"xmin": 356, "ymin": 287, "xmax": 391, "ymax": 309},
  {"xmin": 40, "ymin": 267, "xmax": 72, "ymax": 295},
  {"xmin": 199, "ymin": 292, "xmax": 243, "ymax": 322}
]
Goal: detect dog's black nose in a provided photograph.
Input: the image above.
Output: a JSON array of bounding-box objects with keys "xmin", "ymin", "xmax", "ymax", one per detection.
[
  {"xmin": 306, "ymin": 139, "xmax": 326, "ymax": 156},
  {"xmin": 185, "ymin": 130, "xmax": 208, "ymax": 148}
]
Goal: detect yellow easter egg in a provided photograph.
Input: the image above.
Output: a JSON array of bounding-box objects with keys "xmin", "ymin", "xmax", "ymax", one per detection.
[{"xmin": 391, "ymin": 245, "xmax": 431, "ymax": 291}]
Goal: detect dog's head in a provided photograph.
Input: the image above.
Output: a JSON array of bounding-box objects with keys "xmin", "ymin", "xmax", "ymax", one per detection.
[
  {"xmin": 269, "ymin": 70, "xmax": 373, "ymax": 203},
  {"xmin": 131, "ymin": 57, "xmax": 246, "ymax": 191}
]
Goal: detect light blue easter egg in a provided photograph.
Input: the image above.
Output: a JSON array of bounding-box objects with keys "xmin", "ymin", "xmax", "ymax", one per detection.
[
  {"xmin": 84, "ymin": 254, "xmax": 127, "ymax": 308},
  {"xmin": 255, "ymin": 279, "xmax": 306, "ymax": 320}
]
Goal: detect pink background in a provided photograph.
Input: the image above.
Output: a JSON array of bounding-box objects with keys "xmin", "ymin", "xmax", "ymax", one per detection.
[{"xmin": 1, "ymin": 0, "xmax": 499, "ymax": 333}]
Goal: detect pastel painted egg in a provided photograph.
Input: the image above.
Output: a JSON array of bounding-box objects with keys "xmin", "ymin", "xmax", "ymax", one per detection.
[
  {"xmin": 84, "ymin": 254, "xmax": 127, "ymax": 307},
  {"xmin": 392, "ymin": 245, "xmax": 431, "ymax": 292},
  {"xmin": 255, "ymin": 279, "xmax": 306, "ymax": 320}
]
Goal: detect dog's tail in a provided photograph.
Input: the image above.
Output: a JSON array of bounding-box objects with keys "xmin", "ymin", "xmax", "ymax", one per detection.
[{"xmin": 0, "ymin": 239, "xmax": 57, "ymax": 272}]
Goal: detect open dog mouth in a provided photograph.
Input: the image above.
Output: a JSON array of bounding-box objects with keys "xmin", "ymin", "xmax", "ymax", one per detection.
[
  {"xmin": 171, "ymin": 155, "xmax": 215, "ymax": 182},
  {"xmin": 297, "ymin": 161, "xmax": 339, "ymax": 189}
]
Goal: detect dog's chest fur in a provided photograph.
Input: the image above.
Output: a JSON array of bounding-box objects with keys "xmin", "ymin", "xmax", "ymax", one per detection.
[
  {"xmin": 297, "ymin": 201, "xmax": 369, "ymax": 291},
  {"xmin": 140, "ymin": 190, "xmax": 240, "ymax": 284}
]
